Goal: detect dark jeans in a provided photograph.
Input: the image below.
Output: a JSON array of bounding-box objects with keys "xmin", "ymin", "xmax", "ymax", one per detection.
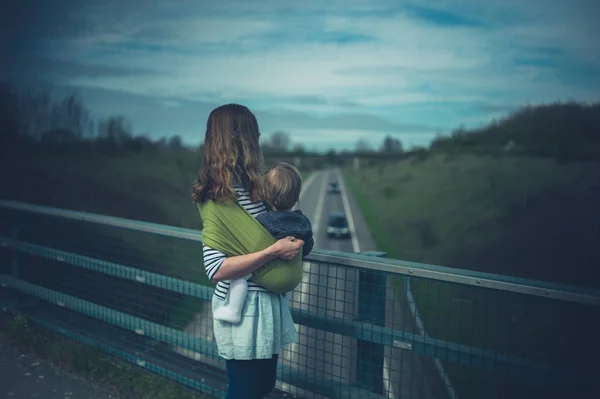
[{"xmin": 225, "ymin": 354, "xmax": 279, "ymax": 399}]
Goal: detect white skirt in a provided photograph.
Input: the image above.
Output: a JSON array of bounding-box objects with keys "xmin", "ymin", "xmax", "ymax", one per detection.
[{"xmin": 211, "ymin": 291, "xmax": 297, "ymax": 360}]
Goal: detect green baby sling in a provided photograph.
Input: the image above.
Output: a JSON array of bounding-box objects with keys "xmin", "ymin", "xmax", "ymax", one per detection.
[{"xmin": 197, "ymin": 199, "xmax": 303, "ymax": 293}]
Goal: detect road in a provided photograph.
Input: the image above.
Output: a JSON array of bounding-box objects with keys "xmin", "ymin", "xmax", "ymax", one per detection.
[{"xmin": 296, "ymin": 169, "xmax": 376, "ymax": 254}]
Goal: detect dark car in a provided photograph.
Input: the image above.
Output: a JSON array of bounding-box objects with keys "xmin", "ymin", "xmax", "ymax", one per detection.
[
  {"xmin": 326, "ymin": 211, "xmax": 351, "ymax": 239},
  {"xmin": 327, "ymin": 182, "xmax": 341, "ymax": 194}
]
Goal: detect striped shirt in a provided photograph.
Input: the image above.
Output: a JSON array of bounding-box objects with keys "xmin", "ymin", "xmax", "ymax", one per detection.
[{"xmin": 203, "ymin": 186, "xmax": 269, "ymax": 300}]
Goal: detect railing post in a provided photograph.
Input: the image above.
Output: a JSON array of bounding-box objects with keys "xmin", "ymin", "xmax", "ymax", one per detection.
[{"xmin": 358, "ymin": 251, "xmax": 387, "ymax": 394}]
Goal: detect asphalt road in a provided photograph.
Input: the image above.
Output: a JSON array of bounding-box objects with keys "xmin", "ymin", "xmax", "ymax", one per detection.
[{"xmin": 296, "ymin": 169, "xmax": 376, "ymax": 255}]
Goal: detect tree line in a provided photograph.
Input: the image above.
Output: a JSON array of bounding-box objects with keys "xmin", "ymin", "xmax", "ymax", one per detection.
[
  {"xmin": 430, "ymin": 101, "xmax": 600, "ymax": 162},
  {"xmin": 0, "ymin": 84, "xmax": 187, "ymax": 154},
  {"xmin": 263, "ymin": 131, "xmax": 403, "ymax": 155},
  {"xmin": 4, "ymin": 83, "xmax": 596, "ymax": 162},
  {"xmin": 1, "ymin": 84, "xmax": 406, "ymax": 157}
]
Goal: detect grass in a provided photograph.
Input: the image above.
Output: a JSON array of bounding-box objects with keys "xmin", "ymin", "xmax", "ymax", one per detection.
[
  {"xmin": 342, "ymin": 152, "xmax": 600, "ymax": 398},
  {"xmin": 0, "ymin": 313, "xmax": 213, "ymax": 399},
  {"xmin": 0, "ymin": 148, "xmax": 204, "ymax": 228},
  {"xmin": 2, "ymin": 148, "xmax": 313, "ymax": 232},
  {"xmin": 343, "ymin": 152, "xmax": 600, "ymax": 285}
]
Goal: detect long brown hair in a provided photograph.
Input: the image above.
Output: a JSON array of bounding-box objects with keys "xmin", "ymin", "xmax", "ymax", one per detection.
[{"xmin": 192, "ymin": 104, "xmax": 264, "ymax": 203}]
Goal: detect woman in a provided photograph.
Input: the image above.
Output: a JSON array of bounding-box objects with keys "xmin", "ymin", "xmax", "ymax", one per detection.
[{"xmin": 192, "ymin": 104, "xmax": 304, "ymax": 399}]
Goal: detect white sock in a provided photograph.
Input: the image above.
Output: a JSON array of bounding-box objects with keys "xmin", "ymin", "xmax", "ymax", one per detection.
[{"xmin": 213, "ymin": 278, "xmax": 248, "ymax": 324}]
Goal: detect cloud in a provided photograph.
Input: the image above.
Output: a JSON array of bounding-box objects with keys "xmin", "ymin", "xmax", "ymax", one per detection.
[
  {"xmin": 2, "ymin": 0, "xmax": 599, "ymax": 149},
  {"xmin": 4, "ymin": 55, "xmax": 158, "ymax": 84},
  {"xmin": 255, "ymin": 109, "xmax": 441, "ymax": 132},
  {"xmin": 0, "ymin": 0, "xmax": 91, "ymax": 41},
  {"xmin": 404, "ymin": 3, "xmax": 485, "ymax": 27}
]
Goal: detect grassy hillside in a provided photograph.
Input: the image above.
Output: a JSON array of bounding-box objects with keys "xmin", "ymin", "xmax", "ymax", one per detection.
[
  {"xmin": 343, "ymin": 152, "xmax": 600, "ymax": 288},
  {"xmin": 430, "ymin": 102, "xmax": 600, "ymax": 162},
  {"xmin": 1, "ymin": 148, "xmax": 204, "ymax": 228},
  {"xmin": 1, "ymin": 147, "xmax": 312, "ymax": 229}
]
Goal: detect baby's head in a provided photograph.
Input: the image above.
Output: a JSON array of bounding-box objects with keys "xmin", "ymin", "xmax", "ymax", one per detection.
[{"xmin": 263, "ymin": 162, "xmax": 302, "ymax": 211}]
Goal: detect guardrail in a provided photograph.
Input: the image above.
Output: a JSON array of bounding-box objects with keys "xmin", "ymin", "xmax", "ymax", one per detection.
[{"xmin": 1, "ymin": 199, "xmax": 598, "ymax": 399}]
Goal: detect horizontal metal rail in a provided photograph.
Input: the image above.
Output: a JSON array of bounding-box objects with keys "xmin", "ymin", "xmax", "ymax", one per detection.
[
  {"xmin": 0, "ymin": 303, "xmax": 226, "ymax": 398},
  {"xmin": 2, "ymin": 198, "xmax": 599, "ymax": 306},
  {"xmin": 1, "ymin": 275, "xmax": 216, "ymax": 355},
  {"xmin": 0, "ymin": 278, "xmax": 389, "ymax": 399},
  {"xmin": 2, "ymin": 273, "xmax": 589, "ymax": 387},
  {"xmin": 3, "ymin": 199, "xmax": 598, "ymax": 397},
  {"xmin": 3, "ymin": 234, "xmax": 594, "ymax": 384},
  {"xmin": 0, "ymin": 199, "xmax": 203, "ymax": 242},
  {"xmin": 309, "ymin": 249, "xmax": 600, "ymax": 306},
  {"xmin": 0, "ymin": 237, "xmax": 214, "ymax": 300},
  {"xmin": 0, "ymin": 239, "xmax": 421, "ymax": 349}
]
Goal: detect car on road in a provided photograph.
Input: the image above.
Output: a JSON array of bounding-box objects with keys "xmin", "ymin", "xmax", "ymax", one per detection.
[
  {"xmin": 326, "ymin": 211, "xmax": 351, "ymax": 239},
  {"xmin": 327, "ymin": 182, "xmax": 341, "ymax": 194}
]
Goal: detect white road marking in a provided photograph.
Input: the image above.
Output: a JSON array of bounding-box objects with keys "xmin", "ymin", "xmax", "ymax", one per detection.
[
  {"xmin": 336, "ymin": 168, "xmax": 360, "ymax": 253},
  {"xmin": 294, "ymin": 172, "xmax": 317, "ymax": 211},
  {"xmin": 337, "ymin": 167, "xmax": 396, "ymax": 399},
  {"xmin": 406, "ymin": 279, "xmax": 457, "ymax": 399},
  {"xmin": 311, "ymin": 172, "xmax": 328, "ymax": 248}
]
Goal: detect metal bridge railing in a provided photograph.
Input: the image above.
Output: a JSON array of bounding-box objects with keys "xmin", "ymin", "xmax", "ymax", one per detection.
[{"xmin": 1, "ymin": 199, "xmax": 599, "ymax": 399}]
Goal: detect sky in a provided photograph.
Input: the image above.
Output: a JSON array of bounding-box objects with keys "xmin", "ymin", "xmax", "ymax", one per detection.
[{"xmin": 2, "ymin": 0, "xmax": 600, "ymax": 151}]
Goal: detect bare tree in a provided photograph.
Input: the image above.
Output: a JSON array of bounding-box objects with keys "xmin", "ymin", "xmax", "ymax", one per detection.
[
  {"xmin": 355, "ymin": 139, "xmax": 371, "ymax": 153},
  {"xmin": 52, "ymin": 92, "xmax": 91, "ymax": 138},
  {"xmin": 380, "ymin": 135, "xmax": 403, "ymax": 153},
  {"xmin": 451, "ymin": 124, "xmax": 466, "ymax": 137},
  {"xmin": 269, "ymin": 131, "xmax": 291, "ymax": 152},
  {"xmin": 292, "ymin": 143, "xmax": 305, "ymax": 154},
  {"xmin": 98, "ymin": 115, "xmax": 133, "ymax": 147},
  {"xmin": 15, "ymin": 89, "xmax": 54, "ymax": 138},
  {"xmin": 168, "ymin": 135, "xmax": 184, "ymax": 150},
  {"xmin": 31, "ymin": 90, "xmax": 52, "ymax": 137},
  {"xmin": 1, "ymin": 85, "xmax": 95, "ymax": 141},
  {"xmin": 0, "ymin": 84, "xmax": 21, "ymax": 138}
]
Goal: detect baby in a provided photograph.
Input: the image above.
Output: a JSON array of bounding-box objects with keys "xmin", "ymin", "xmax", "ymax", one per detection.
[{"xmin": 212, "ymin": 162, "xmax": 314, "ymax": 324}]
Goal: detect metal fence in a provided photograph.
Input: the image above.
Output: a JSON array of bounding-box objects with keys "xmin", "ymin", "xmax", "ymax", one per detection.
[{"xmin": 1, "ymin": 199, "xmax": 599, "ymax": 399}]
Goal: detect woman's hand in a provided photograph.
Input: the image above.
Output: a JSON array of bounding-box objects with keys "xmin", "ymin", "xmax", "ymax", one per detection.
[{"xmin": 267, "ymin": 236, "xmax": 304, "ymax": 260}]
